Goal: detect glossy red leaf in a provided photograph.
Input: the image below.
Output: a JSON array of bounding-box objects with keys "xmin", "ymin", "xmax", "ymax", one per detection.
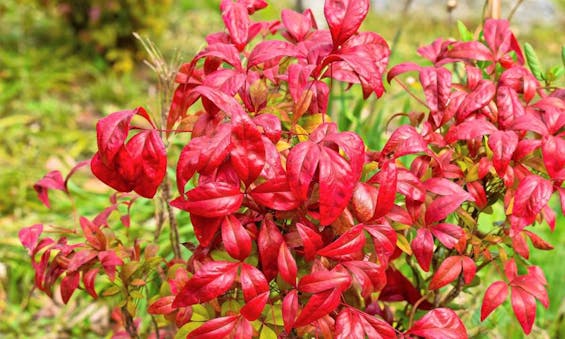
[
  {"xmin": 419, "ymin": 66, "xmax": 452, "ymax": 113},
  {"xmin": 282, "ymin": 9, "xmax": 313, "ymax": 41},
  {"xmin": 406, "ymin": 308, "xmax": 468, "ymax": 339},
  {"xmin": 240, "ymin": 263, "xmax": 269, "ymax": 302},
  {"xmin": 411, "ymin": 228, "xmax": 434, "ymax": 271},
  {"xmin": 170, "ymin": 182, "xmax": 243, "ymax": 218},
  {"xmin": 430, "ymin": 223, "xmax": 463, "ymax": 249},
  {"xmin": 324, "ymin": 0, "xmax": 369, "ymax": 46},
  {"xmin": 373, "ymin": 161, "xmax": 398, "ymax": 219},
  {"xmin": 148, "ymin": 296, "xmax": 176, "ymax": 315},
  {"xmin": 124, "ymin": 130, "xmax": 167, "ymax": 198},
  {"xmin": 342, "ymin": 260, "xmax": 386, "ymax": 297},
  {"xmin": 250, "ymin": 177, "xmax": 299, "ymax": 211},
  {"xmin": 294, "ymin": 287, "xmax": 341, "ymax": 327},
  {"xmin": 523, "ymin": 230, "xmax": 553, "ymax": 250},
  {"xmin": 98, "ymin": 250, "xmax": 123, "ymax": 282},
  {"xmin": 221, "ymin": 215, "xmax": 252, "ymax": 260},
  {"xmin": 221, "ymin": 0, "xmax": 249, "ymax": 51},
  {"xmin": 387, "ymin": 62, "xmax": 422, "ymax": 83},
  {"xmin": 429, "ymin": 256, "xmax": 476, "ymax": 290},
  {"xmin": 257, "ymin": 216, "xmax": 284, "ymax": 281},
  {"xmin": 240, "ymin": 291, "xmax": 269, "ymax": 321},
  {"xmin": 187, "ymin": 315, "xmax": 238, "ymax": 339},
  {"xmin": 278, "ymin": 241, "xmax": 297, "ymax": 286},
  {"xmin": 316, "ymin": 224, "xmax": 365, "ymax": 260},
  {"xmin": 82, "ymin": 268, "xmax": 99, "ymax": 298},
  {"xmin": 296, "ymin": 222, "xmax": 324, "ymax": 261},
  {"xmin": 336, "ymin": 307, "xmax": 396, "ymax": 339},
  {"xmin": 488, "ymin": 130, "xmax": 519, "ymax": 176},
  {"xmin": 483, "ymin": 19, "xmax": 524, "ymax": 63},
  {"xmin": 445, "ymin": 119, "xmax": 498, "ymax": 143},
  {"xmin": 96, "ymin": 109, "xmax": 137, "ymax": 163},
  {"xmin": 351, "ymin": 183, "xmax": 378, "ymax": 222},
  {"xmin": 34, "ymin": 171, "xmax": 66, "ymax": 208},
  {"xmin": 480, "ymin": 281, "xmax": 508, "ymax": 321},
  {"xmin": 298, "ymin": 269, "xmax": 351, "ymax": 294},
  {"xmin": 512, "ymin": 175, "xmax": 552, "ymax": 222},
  {"xmin": 425, "ymin": 178, "xmax": 472, "ymax": 224},
  {"xmin": 253, "ymin": 113, "xmax": 281, "ymax": 143},
  {"xmin": 189, "ymin": 215, "xmax": 222, "ymax": 247},
  {"xmin": 457, "ymin": 80, "xmax": 496, "ymax": 120},
  {"xmin": 173, "ymin": 261, "xmax": 238, "ymax": 308},
  {"xmin": 287, "ymin": 141, "xmax": 320, "ymax": 201},
  {"xmin": 60, "ymin": 271, "xmax": 80, "ymax": 304},
  {"xmin": 511, "ymin": 286, "xmax": 536, "ymax": 334},
  {"xmin": 68, "ymin": 249, "xmax": 98, "ymax": 272},
  {"xmin": 447, "ymin": 41, "xmax": 493, "ymax": 61},
  {"xmin": 247, "ymin": 40, "xmax": 298, "ymax": 68},
  {"xmin": 542, "ymin": 135, "xmax": 565, "ymax": 181},
  {"xmin": 364, "ymin": 223, "xmax": 397, "ymax": 262},
  {"xmin": 282, "ymin": 290, "xmax": 298, "ymax": 333},
  {"xmin": 381, "ymin": 125, "xmax": 428, "ymax": 158},
  {"xmin": 19, "ymin": 224, "xmax": 43, "ymax": 252}
]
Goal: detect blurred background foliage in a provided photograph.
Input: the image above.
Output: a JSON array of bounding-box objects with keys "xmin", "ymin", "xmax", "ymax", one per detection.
[{"xmin": 0, "ymin": 0, "xmax": 563, "ymax": 337}]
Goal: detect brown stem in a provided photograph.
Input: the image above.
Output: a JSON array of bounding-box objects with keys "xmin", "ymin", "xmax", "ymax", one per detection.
[
  {"xmin": 507, "ymin": 0, "xmax": 524, "ymax": 22},
  {"xmin": 163, "ymin": 180, "xmax": 181, "ymax": 259},
  {"xmin": 440, "ymin": 275, "xmax": 465, "ymax": 306},
  {"xmin": 408, "ymin": 292, "xmax": 433, "ymax": 329},
  {"xmin": 122, "ymin": 306, "xmax": 140, "ymax": 339}
]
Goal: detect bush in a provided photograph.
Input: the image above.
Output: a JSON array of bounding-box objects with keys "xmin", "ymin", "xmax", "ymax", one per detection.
[{"xmin": 20, "ymin": 0, "xmax": 564, "ymax": 337}]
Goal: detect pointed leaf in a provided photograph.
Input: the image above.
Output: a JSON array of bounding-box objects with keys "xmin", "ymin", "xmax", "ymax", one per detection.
[
  {"xmin": 411, "ymin": 228, "xmax": 434, "ymax": 272},
  {"xmin": 298, "ymin": 269, "xmax": 351, "ymax": 294},
  {"xmin": 406, "ymin": 308, "xmax": 468, "ymax": 339},
  {"xmin": 187, "ymin": 315, "xmax": 238, "ymax": 339},
  {"xmin": 19, "ymin": 224, "xmax": 43, "ymax": 252},
  {"xmin": 324, "ymin": 0, "xmax": 369, "ymax": 46},
  {"xmin": 34, "ymin": 171, "xmax": 66, "ymax": 208},
  {"xmin": 148, "ymin": 296, "xmax": 176, "ymax": 315},
  {"xmin": 282, "ymin": 290, "xmax": 298, "ymax": 333},
  {"xmin": 513, "ymin": 175, "xmax": 552, "ymax": 222},
  {"xmin": 316, "ymin": 224, "xmax": 365, "ymax": 260},
  {"xmin": 294, "ymin": 288, "xmax": 341, "ymax": 327},
  {"xmin": 278, "ymin": 241, "xmax": 297, "ymax": 286},
  {"xmin": 221, "ymin": 215, "xmax": 252, "ymax": 260},
  {"xmin": 511, "ymin": 286, "xmax": 536, "ymax": 334},
  {"xmin": 480, "ymin": 281, "xmax": 508, "ymax": 320},
  {"xmin": 171, "ymin": 182, "xmax": 243, "ymax": 218}
]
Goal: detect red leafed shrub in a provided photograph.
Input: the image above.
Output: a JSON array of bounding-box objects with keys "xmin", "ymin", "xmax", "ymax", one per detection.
[{"xmin": 21, "ymin": 0, "xmax": 564, "ymax": 337}]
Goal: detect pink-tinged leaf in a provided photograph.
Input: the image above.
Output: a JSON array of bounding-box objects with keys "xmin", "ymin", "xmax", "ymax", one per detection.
[
  {"xmin": 257, "ymin": 216, "xmax": 284, "ymax": 281},
  {"xmin": 287, "ymin": 141, "xmax": 320, "ymax": 201},
  {"xmin": 253, "ymin": 114, "xmax": 281, "ymax": 143},
  {"xmin": 250, "ymin": 177, "xmax": 299, "ymax": 211},
  {"xmin": 247, "ymin": 40, "xmax": 298, "ymax": 68},
  {"xmin": 19, "ymin": 224, "xmax": 43, "ymax": 252},
  {"xmin": 406, "ymin": 308, "xmax": 468, "ymax": 339},
  {"xmin": 171, "ymin": 182, "xmax": 243, "ymax": 218},
  {"xmin": 342, "ymin": 261, "xmax": 386, "ymax": 297},
  {"xmin": 445, "ymin": 119, "xmax": 498, "ymax": 143},
  {"xmin": 430, "ymin": 223, "xmax": 463, "ymax": 249},
  {"xmin": 34, "ymin": 171, "xmax": 66, "ymax": 208},
  {"xmin": 511, "ymin": 113, "xmax": 549, "ymax": 136},
  {"xmin": 523, "ymin": 230, "xmax": 553, "ymax": 250},
  {"xmin": 511, "ymin": 267, "xmax": 549, "ymax": 309},
  {"xmin": 294, "ymin": 288, "xmax": 342, "ymax": 327},
  {"xmin": 60, "ymin": 271, "xmax": 80, "ymax": 304},
  {"xmin": 447, "ymin": 41, "xmax": 493, "ymax": 61},
  {"xmin": 324, "ymin": 0, "xmax": 369, "ymax": 46},
  {"xmin": 481, "ymin": 281, "xmax": 509, "ymax": 320},
  {"xmin": 512, "ymin": 175, "xmax": 552, "ymax": 222},
  {"xmin": 98, "ymin": 250, "xmax": 123, "ymax": 282},
  {"xmin": 191, "ymin": 85, "xmax": 247, "ymax": 119},
  {"xmin": 296, "ymin": 222, "xmax": 324, "ymax": 261},
  {"xmin": 282, "ymin": 290, "xmax": 298, "ymax": 333},
  {"xmin": 460, "ymin": 256, "xmax": 477, "ymax": 284},
  {"xmin": 282, "ymin": 9, "xmax": 313, "ymax": 41},
  {"xmin": 424, "ymin": 179, "xmax": 471, "ymax": 224},
  {"xmin": 336, "ymin": 307, "xmax": 396, "ymax": 339},
  {"xmin": 240, "ymin": 263, "xmax": 269, "ymax": 302},
  {"xmin": 419, "ymin": 67, "xmax": 452, "ymax": 112},
  {"xmin": 512, "ymin": 232, "xmax": 530, "ymax": 259},
  {"xmin": 504, "ymin": 259, "xmax": 518, "ymax": 281},
  {"xmin": 429, "ymin": 256, "xmax": 463, "ymax": 290},
  {"xmin": 488, "ymin": 130, "xmax": 519, "ymax": 176},
  {"xmin": 364, "ymin": 223, "xmax": 397, "ymax": 263},
  {"xmin": 196, "ymin": 43, "xmax": 242, "ymax": 70},
  {"xmin": 221, "ymin": 215, "xmax": 252, "ymax": 261},
  {"xmin": 542, "ymin": 135, "xmax": 565, "ymax": 181},
  {"xmin": 240, "ymin": 291, "xmax": 269, "ymax": 321},
  {"xmin": 373, "ymin": 161, "xmax": 398, "ymax": 219},
  {"xmin": 511, "ymin": 286, "xmax": 536, "ymax": 334},
  {"xmin": 79, "ymin": 217, "xmax": 105, "ymax": 250},
  {"xmin": 83, "ymin": 268, "xmax": 98, "ymax": 298},
  {"xmin": 221, "ymin": 0, "xmax": 249, "ymax": 51},
  {"xmin": 124, "ymin": 130, "xmax": 167, "ymax": 198},
  {"xmin": 497, "ymin": 86, "xmax": 525, "ymax": 129},
  {"xmin": 96, "ymin": 109, "xmax": 135, "ymax": 163},
  {"xmin": 298, "ymin": 269, "xmax": 351, "ymax": 294},
  {"xmin": 483, "ymin": 19, "xmax": 524, "ymax": 62},
  {"xmin": 380, "ymin": 268, "xmax": 432, "ymax": 308},
  {"xmin": 148, "ymin": 296, "xmax": 176, "ymax": 315},
  {"xmin": 173, "ymin": 261, "xmax": 239, "ymax": 308},
  {"xmin": 387, "ymin": 62, "xmax": 422, "ymax": 83},
  {"xmin": 278, "ymin": 242, "xmax": 297, "ymax": 286},
  {"xmin": 457, "ymin": 80, "xmax": 496, "ymax": 120},
  {"xmin": 381, "ymin": 125, "xmax": 428, "ymax": 158},
  {"xmin": 317, "ymin": 224, "xmax": 365, "ymax": 260},
  {"xmin": 189, "ymin": 215, "xmax": 222, "ymax": 247},
  {"xmin": 68, "ymin": 249, "xmax": 98, "ymax": 271},
  {"xmin": 351, "ymin": 183, "xmax": 378, "ymax": 222},
  {"xmin": 187, "ymin": 315, "xmax": 238, "ymax": 339},
  {"xmin": 499, "ymin": 66, "xmax": 538, "ymax": 103},
  {"xmin": 411, "ymin": 228, "xmax": 434, "ymax": 272}
]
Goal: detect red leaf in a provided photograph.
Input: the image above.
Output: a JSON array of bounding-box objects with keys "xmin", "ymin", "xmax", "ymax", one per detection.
[
  {"xmin": 60, "ymin": 271, "xmax": 80, "ymax": 304},
  {"xmin": 34, "ymin": 171, "xmax": 66, "ymax": 208},
  {"xmin": 124, "ymin": 130, "xmax": 167, "ymax": 198},
  {"xmin": 387, "ymin": 62, "xmax": 422, "ymax": 83},
  {"xmin": 324, "ymin": 0, "xmax": 370, "ymax": 46},
  {"xmin": 381, "ymin": 125, "xmax": 428, "ymax": 158},
  {"xmin": 372, "ymin": 161, "xmax": 398, "ymax": 219},
  {"xmin": 98, "ymin": 250, "xmax": 123, "ymax": 282},
  {"xmin": 95, "ymin": 109, "xmax": 136, "ymax": 164},
  {"xmin": 298, "ymin": 269, "xmax": 351, "ymax": 294},
  {"xmin": 335, "ymin": 307, "xmax": 396, "ymax": 339},
  {"xmin": 430, "ymin": 223, "xmax": 463, "ymax": 249},
  {"xmin": 512, "ymin": 175, "xmax": 552, "ymax": 223},
  {"xmin": 447, "ymin": 41, "xmax": 493, "ymax": 61},
  {"xmin": 240, "ymin": 291, "xmax": 269, "ymax": 321},
  {"xmin": 411, "ymin": 228, "xmax": 434, "ymax": 272},
  {"xmin": 542, "ymin": 135, "xmax": 565, "ymax": 181},
  {"xmin": 511, "ymin": 286, "xmax": 536, "ymax": 334},
  {"xmin": 364, "ymin": 223, "xmax": 397, "ymax": 263},
  {"xmin": 282, "ymin": 9, "xmax": 313, "ymax": 41},
  {"xmin": 351, "ymin": 183, "xmax": 378, "ymax": 222},
  {"xmin": 240, "ymin": 263, "xmax": 269, "ymax": 302},
  {"xmin": 316, "ymin": 224, "xmax": 365, "ymax": 260},
  {"xmin": 187, "ymin": 315, "xmax": 238, "ymax": 339},
  {"xmin": 429, "ymin": 256, "xmax": 476, "ymax": 290},
  {"xmin": 419, "ymin": 67, "xmax": 452, "ymax": 113},
  {"xmin": 445, "ymin": 119, "xmax": 498, "ymax": 143},
  {"xmin": 296, "ymin": 222, "xmax": 324, "ymax": 261},
  {"xmin": 424, "ymin": 178, "xmax": 471, "ymax": 224},
  {"xmin": 189, "ymin": 215, "xmax": 222, "ymax": 247},
  {"xmin": 278, "ymin": 241, "xmax": 297, "ymax": 286},
  {"xmin": 294, "ymin": 288, "xmax": 342, "ymax": 327},
  {"xmin": 250, "ymin": 177, "xmax": 299, "ymax": 211},
  {"xmin": 247, "ymin": 40, "xmax": 298, "ymax": 68},
  {"xmin": 221, "ymin": 215, "xmax": 252, "ymax": 260},
  {"xmin": 221, "ymin": 0, "xmax": 250, "ymax": 51},
  {"xmin": 68, "ymin": 249, "xmax": 98, "ymax": 271},
  {"xmin": 480, "ymin": 281, "xmax": 508, "ymax": 321},
  {"xmin": 148, "ymin": 296, "xmax": 176, "ymax": 315},
  {"xmin": 342, "ymin": 261, "xmax": 386, "ymax": 297},
  {"xmin": 282, "ymin": 290, "xmax": 298, "ymax": 333},
  {"xmin": 173, "ymin": 261, "xmax": 238, "ymax": 308},
  {"xmin": 287, "ymin": 141, "xmax": 320, "ymax": 201},
  {"xmin": 523, "ymin": 230, "xmax": 553, "ymax": 250},
  {"xmin": 82, "ymin": 268, "xmax": 98, "ymax": 298},
  {"xmin": 257, "ymin": 216, "xmax": 284, "ymax": 281},
  {"xmin": 406, "ymin": 308, "xmax": 468, "ymax": 339},
  {"xmin": 488, "ymin": 130, "xmax": 519, "ymax": 176},
  {"xmin": 171, "ymin": 182, "xmax": 243, "ymax": 218},
  {"xmin": 19, "ymin": 224, "xmax": 43, "ymax": 252},
  {"xmin": 456, "ymin": 80, "xmax": 496, "ymax": 120}
]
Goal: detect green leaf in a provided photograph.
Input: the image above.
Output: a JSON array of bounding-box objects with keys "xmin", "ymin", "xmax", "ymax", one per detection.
[
  {"xmin": 175, "ymin": 322, "xmax": 203, "ymax": 339},
  {"xmin": 191, "ymin": 304, "xmax": 211, "ymax": 321},
  {"xmin": 561, "ymin": 46, "xmax": 565, "ymax": 67},
  {"xmin": 524, "ymin": 43, "xmax": 544, "ymax": 81},
  {"xmin": 259, "ymin": 324, "xmax": 278, "ymax": 339},
  {"xmin": 457, "ymin": 21, "xmax": 473, "ymax": 41},
  {"xmin": 263, "ymin": 303, "xmax": 284, "ymax": 326}
]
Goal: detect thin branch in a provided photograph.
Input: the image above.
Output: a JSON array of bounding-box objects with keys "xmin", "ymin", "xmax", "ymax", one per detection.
[{"xmin": 507, "ymin": 0, "xmax": 525, "ymax": 22}]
